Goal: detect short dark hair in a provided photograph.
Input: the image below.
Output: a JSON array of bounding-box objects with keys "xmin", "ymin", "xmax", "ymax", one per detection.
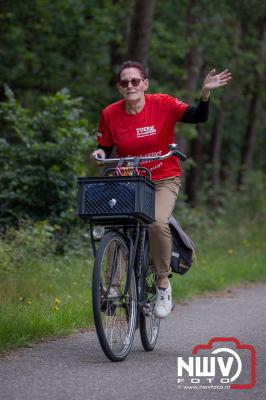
[{"xmin": 117, "ymin": 61, "xmax": 149, "ymax": 81}]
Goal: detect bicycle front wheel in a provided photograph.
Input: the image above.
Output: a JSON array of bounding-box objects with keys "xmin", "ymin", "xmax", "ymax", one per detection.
[{"xmin": 92, "ymin": 231, "xmax": 137, "ymax": 361}]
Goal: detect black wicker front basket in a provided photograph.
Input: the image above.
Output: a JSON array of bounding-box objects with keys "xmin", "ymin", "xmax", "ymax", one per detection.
[{"xmin": 77, "ymin": 175, "xmax": 155, "ymax": 224}]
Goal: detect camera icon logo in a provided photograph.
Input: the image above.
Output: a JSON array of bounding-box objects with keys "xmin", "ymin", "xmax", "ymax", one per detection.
[{"xmin": 177, "ymin": 337, "xmax": 256, "ymax": 390}]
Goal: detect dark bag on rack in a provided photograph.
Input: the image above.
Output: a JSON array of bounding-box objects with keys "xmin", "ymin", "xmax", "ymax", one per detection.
[{"xmin": 169, "ymin": 216, "xmax": 196, "ymax": 275}]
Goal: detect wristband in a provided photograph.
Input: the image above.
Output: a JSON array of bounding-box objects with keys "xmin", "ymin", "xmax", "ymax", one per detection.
[{"xmin": 201, "ymin": 94, "xmax": 210, "ymax": 102}]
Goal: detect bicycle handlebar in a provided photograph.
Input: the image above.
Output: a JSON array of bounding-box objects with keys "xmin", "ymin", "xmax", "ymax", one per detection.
[{"xmin": 94, "ymin": 143, "xmax": 187, "ymax": 165}]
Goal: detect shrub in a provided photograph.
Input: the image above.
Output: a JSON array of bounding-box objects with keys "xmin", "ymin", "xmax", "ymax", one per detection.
[
  {"xmin": 0, "ymin": 87, "xmax": 94, "ymax": 228},
  {"xmin": 0, "ymin": 220, "xmax": 55, "ymax": 273}
]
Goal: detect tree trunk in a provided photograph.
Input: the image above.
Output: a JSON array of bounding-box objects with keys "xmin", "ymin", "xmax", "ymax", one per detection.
[
  {"xmin": 185, "ymin": 125, "xmax": 204, "ymax": 206},
  {"xmin": 127, "ymin": 0, "xmax": 156, "ymax": 66},
  {"xmin": 109, "ymin": 0, "xmax": 126, "ymax": 86},
  {"xmin": 109, "ymin": 41, "xmax": 123, "ymax": 86},
  {"xmin": 208, "ymin": 95, "xmax": 226, "ymax": 206},
  {"xmin": 181, "ymin": 49, "xmax": 203, "ymax": 206},
  {"xmin": 239, "ymin": 92, "xmax": 260, "ymax": 185},
  {"xmin": 177, "ymin": 0, "xmax": 203, "ymax": 206},
  {"xmin": 239, "ymin": 22, "xmax": 266, "ymax": 185}
]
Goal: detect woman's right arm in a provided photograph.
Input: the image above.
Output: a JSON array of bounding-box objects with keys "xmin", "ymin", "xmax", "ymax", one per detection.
[{"xmin": 91, "ymin": 110, "xmax": 114, "ymax": 162}]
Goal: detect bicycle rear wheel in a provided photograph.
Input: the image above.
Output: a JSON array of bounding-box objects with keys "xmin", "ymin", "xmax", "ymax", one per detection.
[
  {"xmin": 139, "ymin": 240, "xmax": 160, "ymax": 351},
  {"xmin": 92, "ymin": 230, "xmax": 137, "ymax": 361}
]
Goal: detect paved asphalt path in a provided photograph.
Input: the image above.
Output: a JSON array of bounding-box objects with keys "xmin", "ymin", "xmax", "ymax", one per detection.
[{"xmin": 1, "ymin": 284, "xmax": 266, "ymax": 400}]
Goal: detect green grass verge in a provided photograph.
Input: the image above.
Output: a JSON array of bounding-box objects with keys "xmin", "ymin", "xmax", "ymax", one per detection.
[
  {"xmin": 0, "ymin": 255, "xmax": 94, "ymax": 352},
  {"xmin": 171, "ymin": 211, "xmax": 266, "ymax": 300},
  {"xmin": 0, "ymin": 190, "xmax": 265, "ymax": 352}
]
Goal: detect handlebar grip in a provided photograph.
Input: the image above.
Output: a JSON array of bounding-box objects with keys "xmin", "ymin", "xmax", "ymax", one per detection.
[
  {"xmin": 173, "ymin": 150, "xmax": 187, "ymax": 161},
  {"xmin": 95, "ymin": 153, "xmax": 103, "ymax": 161}
]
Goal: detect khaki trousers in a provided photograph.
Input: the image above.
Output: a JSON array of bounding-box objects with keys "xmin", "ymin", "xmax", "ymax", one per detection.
[{"xmin": 148, "ymin": 176, "xmax": 181, "ymax": 277}]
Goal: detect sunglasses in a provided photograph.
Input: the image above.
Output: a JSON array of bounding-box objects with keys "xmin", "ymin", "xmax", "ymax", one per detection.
[{"xmin": 119, "ymin": 78, "xmax": 145, "ymax": 88}]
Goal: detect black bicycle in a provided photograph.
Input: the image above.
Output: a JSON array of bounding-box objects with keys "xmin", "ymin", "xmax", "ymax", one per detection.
[{"xmin": 77, "ymin": 144, "xmax": 186, "ymax": 361}]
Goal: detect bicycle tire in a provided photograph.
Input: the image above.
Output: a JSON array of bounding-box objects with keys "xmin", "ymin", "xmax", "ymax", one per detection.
[
  {"xmin": 139, "ymin": 239, "xmax": 160, "ymax": 351},
  {"xmin": 92, "ymin": 230, "xmax": 137, "ymax": 361}
]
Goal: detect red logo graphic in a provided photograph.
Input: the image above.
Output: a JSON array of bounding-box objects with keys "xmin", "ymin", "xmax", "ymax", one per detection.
[{"xmin": 177, "ymin": 337, "xmax": 256, "ymax": 390}]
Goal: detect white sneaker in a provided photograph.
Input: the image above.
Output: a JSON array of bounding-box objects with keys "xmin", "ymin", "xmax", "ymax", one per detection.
[{"xmin": 154, "ymin": 283, "xmax": 172, "ymax": 319}]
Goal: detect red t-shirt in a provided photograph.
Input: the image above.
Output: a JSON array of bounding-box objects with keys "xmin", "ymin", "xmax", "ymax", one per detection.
[{"xmin": 97, "ymin": 94, "xmax": 188, "ymax": 181}]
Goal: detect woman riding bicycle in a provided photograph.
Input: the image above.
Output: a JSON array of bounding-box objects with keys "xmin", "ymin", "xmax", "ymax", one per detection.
[{"xmin": 91, "ymin": 60, "xmax": 231, "ymax": 319}]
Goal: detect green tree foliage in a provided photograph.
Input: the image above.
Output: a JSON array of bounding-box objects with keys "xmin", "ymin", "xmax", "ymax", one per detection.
[
  {"xmin": 0, "ymin": 0, "xmax": 265, "ymax": 223},
  {"xmin": 149, "ymin": 0, "xmax": 266, "ymax": 196},
  {"xmin": 0, "ymin": 87, "xmax": 89, "ymax": 227},
  {"xmin": 0, "ymin": 0, "xmax": 132, "ymax": 120}
]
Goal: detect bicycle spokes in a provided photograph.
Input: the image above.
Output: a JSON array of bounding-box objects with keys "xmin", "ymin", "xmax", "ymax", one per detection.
[{"xmin": 93, "ymin": 233, "xmax": 137, "ymax": 360}]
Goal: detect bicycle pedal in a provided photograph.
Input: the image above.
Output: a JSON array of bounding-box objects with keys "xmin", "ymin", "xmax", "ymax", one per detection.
[
  {"xmin": 144, "ymin": 310, "xmax": 152, "ymax": 317},
  {"xmin": 142, "ymin": 304, "xmax": 153, "ymax": 317},
  {"xmin": 106, "ymin": 304, "xmax": 117, "ymax": 316}
]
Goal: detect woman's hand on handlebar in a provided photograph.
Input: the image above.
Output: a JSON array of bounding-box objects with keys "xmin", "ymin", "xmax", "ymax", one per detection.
[{"xmin": 90, "ymin": 149, "xmax": 106, "ymax": 165}]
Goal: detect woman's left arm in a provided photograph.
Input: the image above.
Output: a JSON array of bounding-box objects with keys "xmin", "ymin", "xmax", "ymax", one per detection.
[{"xmin": 181, "ymin": 68, "xmax": 232, "ymax": 124}]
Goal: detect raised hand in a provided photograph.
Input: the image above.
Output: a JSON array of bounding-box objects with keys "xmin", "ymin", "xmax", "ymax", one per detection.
[
  {"xmin": 201, "ymin": 68, "xmax": 232, "ymax": 100},
  {"xmin": 203, "ymin": 69, "xmax": 232, "ymax": 91}
]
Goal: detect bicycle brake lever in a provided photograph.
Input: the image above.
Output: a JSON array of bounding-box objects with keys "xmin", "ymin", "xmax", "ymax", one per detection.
[{"xmin": 173, "ymin": 150, "xmax": 187, "ymax": 161}]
